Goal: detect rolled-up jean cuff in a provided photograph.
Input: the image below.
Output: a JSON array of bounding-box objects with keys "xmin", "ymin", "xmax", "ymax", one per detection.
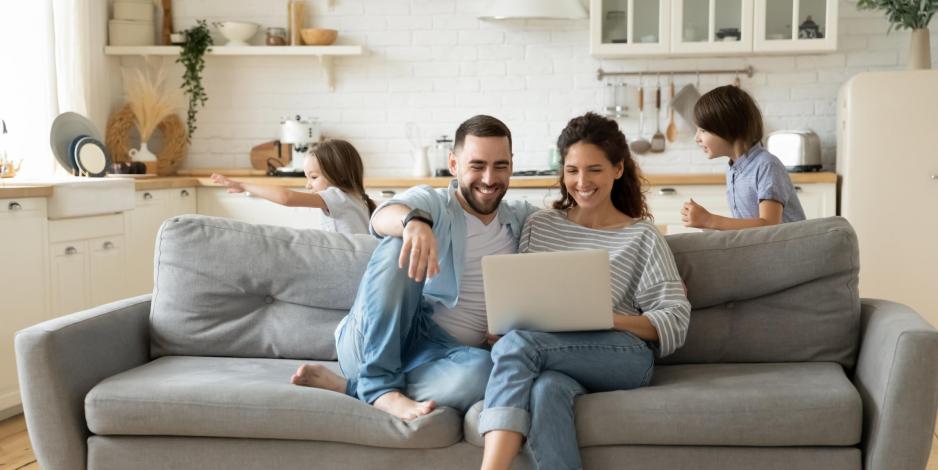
[{"xmin": 478, "ymin": 406, "xmax": 531, "ymax": 436}]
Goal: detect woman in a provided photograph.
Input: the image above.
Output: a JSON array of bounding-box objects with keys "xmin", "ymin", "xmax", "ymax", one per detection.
[{"xmin": 479, "ymin": 113, "xmax": 692, "ymax": 470}]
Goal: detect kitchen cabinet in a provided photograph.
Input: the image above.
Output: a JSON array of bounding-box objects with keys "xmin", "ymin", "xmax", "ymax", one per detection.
[
  {"xmin": 126, "ymin": 188, "xmax": 196, "ymax": 296},
  {"xmin": 0, "ymin": 198, "xmax": 49, "ymax": 414},
  {"xmin": 591, "ymin": 0, "xmax": 836, "ymax": 57},
  {"xmin": 196, "ymin": 187, "xmax": 321, "ymax": 229},
  {"xmin": 48, "ymin": 213, "xmax": 127, "ymax": 316}
]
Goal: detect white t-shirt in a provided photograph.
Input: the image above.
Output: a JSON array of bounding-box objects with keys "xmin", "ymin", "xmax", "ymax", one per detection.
[
  {"xmin": 318, "ymin": 187, "xmax": 370, "ymax": 235},
  {"xmin": 431, "ymin": 209, "xmax": 516, "ymax": 346}
]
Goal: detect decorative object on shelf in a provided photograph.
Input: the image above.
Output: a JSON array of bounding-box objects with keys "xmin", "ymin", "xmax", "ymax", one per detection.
[
  {"xmin": 213, "ymin": 21, "xmax": 260, "ymax": 46},
  {"xmin": 300, "ymin": 28, "xmax": 338, "ymax": 46},
  {"xmin": 161, "ymin": 0, "xmax": 173, "ymax": 45},
  {"xmin": 798, "ymin": 16, "xmax": 823, "ymax": 39},
  {"xmin": 266, "ymin": 27, "xmax": 288, "ymax": 46},
  {"xmin": 169, "ymin": 32, "xmax": 186, "ymax": 45},
  {"xmin": 110, "ymin": 0, "xmax": 155, "ymax": 46},
  {"xmin": 288, "ymin": 0, "xmax": 306, "ymax": 46},
  {"xmin": 715, "ymin": 27, "xmax": 741, "ymax": 41},
  {"xmin": 123, "ymin": 67, "xmax": 181, "ymax": 164},
  {"xmin": 857, "ymin": 0, "xmax": 937, "ymax": 69},
  {"xmin": 106, "ymin": 104, "xmax": 187, "ymax": 176},
  {"xmin": 177, "ymin": 19, "xmax": 213, "ymax": 140}
]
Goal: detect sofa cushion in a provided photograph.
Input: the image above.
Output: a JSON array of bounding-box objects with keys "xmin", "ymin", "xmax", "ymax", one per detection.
[
  {"xmin": 150, "ymin": 215, "xmax": 378, "ymax": 360},
  {"xmin": 85, "ymin": 356, "xmax": 462, "ymax": 449},
  {"xmin": 662, "ymin": 217, "xmax": 861, "ymax": 368},
  {"xmin": 464, "ymin": 362, "xmax": 862, "ymax": 447}
]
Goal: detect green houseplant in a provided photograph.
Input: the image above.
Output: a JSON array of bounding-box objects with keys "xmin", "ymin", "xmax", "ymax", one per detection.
[
  {"xmin": 856, "ymin": 0, "xmax": 938, "ymax": 69},
  {"xmin": 177, "ymin": 20, "xmax": 213, "ymax": 140}
]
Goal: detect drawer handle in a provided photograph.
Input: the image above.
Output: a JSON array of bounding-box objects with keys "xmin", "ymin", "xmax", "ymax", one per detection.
[
  {"xmin": 931, "ymin": 174, "xmax": 937, "ymax": 180},
  {"xmin": 794, "ymin": 186, "xmax": 803, "ymax": 192},
  {"xmin": 8, "ymin": 201, "xmax": 22, "ymax": 211},
  {"xmin": 102, "ymin": 241, "xmax": 115, "ymax": 250},
  {"xmin": 380, "ymin": 190, "xmax": 396, "ymax": 198},
  {"xmin": 143, "ymin": 192, "xmax": 153, "ymax": 200},
  {"xmin": 180, "ymin": 189, "xmax": 190, "ymax": 197},
  {"xmin": 658, "ymin": 188, "xmax": 677, "ymax": 196},
  {"xmin": 65, "ymin": 246, "xmax": 78, "ymax": 255}
]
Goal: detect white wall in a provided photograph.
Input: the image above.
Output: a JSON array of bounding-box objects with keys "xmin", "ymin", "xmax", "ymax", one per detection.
[{"xmin": 109, "ymin": 0, "xmax": 938, "ymax": 176}]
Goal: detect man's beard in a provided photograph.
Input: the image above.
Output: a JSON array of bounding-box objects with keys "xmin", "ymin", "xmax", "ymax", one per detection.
[{"xmin": 459, "ymin": 183, "xmax": 505, "ymax": 215}]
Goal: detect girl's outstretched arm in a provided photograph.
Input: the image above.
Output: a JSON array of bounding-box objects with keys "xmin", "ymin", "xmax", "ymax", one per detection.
[{"xmin": 210, "ymin": 173, "xmax": 326, "ymax": 209}]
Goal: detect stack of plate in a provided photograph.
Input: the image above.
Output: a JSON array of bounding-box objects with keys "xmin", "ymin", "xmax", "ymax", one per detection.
[
  {"xmin": 109, "ymin": 0, "xmax": 155, "ymax": 46},
  {"xmin": 50, "ymin": 112, "xmax": 111, "ymax": 177}
]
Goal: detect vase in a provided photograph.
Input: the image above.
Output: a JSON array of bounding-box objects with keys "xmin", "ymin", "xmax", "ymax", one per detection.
[
  {"xmin": 908, "ymin": 28, "xmax": 932, "ymax": 70},
  {"xmin": 129, "ymin": 141, "xmax": 157, "ymax": 161}
]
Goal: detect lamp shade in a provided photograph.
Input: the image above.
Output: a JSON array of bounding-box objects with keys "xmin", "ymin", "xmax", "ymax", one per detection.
[{"xmin": 479, "ymin": 0, "xmax": 588, "ymax": 20}]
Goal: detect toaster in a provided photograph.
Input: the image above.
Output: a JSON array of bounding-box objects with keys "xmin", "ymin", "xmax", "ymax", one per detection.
[{"xmin": 765, "ymin": 130, "xmax": 822, "ymax": 172}]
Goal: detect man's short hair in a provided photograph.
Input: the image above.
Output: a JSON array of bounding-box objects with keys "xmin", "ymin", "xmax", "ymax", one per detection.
[{"xmin": 453, "ymin": 115, "xmax": 512, "ymax": 154}]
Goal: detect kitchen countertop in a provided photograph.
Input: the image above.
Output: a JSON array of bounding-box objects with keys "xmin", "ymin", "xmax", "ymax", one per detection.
[{"xmin": 0, "ymin": 171, "xmax": 838, "ymax": 198}]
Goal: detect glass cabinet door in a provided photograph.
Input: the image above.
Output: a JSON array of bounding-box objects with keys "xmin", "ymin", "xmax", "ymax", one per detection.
[
  {"xmin": 754, "ymin": 0, "xmax": 837, "ymax": 52},
  {"xmin": 671, "ymin": 0, "xmax": 752, "ymax": 54},
  {"xmin": 590, "ymin": 0, "xmax": 671, "ymax": 57}
]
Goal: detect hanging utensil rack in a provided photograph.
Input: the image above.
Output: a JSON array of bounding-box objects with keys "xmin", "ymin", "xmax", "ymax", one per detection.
[{"xmin": 596, "ymin": 65, "xmax": 754, "ymax": 81}]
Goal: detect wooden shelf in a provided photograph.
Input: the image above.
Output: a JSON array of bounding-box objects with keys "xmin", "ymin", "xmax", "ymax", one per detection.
[{"xmin": 104, "ymin": 45, "xmax": 364, "ymax": 90}]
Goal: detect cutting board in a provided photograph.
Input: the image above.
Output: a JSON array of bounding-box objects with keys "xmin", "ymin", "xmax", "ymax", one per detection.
[{"xmin": 250, "ymin": 140, "xmax": 289, "ymax": 170}]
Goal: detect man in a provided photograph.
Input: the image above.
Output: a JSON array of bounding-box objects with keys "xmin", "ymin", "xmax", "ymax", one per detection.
[{"xmin": 291, "ymin": 115, "xmax": 539, "ymax": 421}]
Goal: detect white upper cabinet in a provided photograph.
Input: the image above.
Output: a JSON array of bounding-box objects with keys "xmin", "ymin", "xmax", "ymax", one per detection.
[
  {"xmin": 671, "ymin": 0, "xmax": 753, "ymax": 54},
  {"xmin": 591, "ymin": 0, "xmax": 672, "ymax": 57},
  {"xmin": 753, "ymin": 0, "xmax": 837, "ymax": 52},
  {"xmin": 591, "ymin": 0, "xmax": 836, "ymax": 57}
]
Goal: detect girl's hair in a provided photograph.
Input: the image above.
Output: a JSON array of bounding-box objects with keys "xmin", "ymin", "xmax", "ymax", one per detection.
[
  {"xmin": 553, "ymin": 112, "xmax": 650, "ymax": 220},
  {"xmin": 693, "ymin": 85, "xmax": 764, "ymax": 147},
  {"xmin": 311, "ymin": 139, "xmax": 377, "ymax": 215}
]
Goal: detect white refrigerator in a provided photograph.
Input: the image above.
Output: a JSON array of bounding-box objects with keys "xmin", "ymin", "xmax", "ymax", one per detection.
[{"xmin": 837, "ymin": 70, "xmax": 938, "ymax": 328}]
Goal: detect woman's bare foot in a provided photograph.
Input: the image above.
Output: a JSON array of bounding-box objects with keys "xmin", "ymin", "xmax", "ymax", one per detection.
[
  {"xmin": 373, "ymin": 391, "xmax": 436, "ymax": 421},
  {"xmin": 290, "ymin": 364, "xmax": 347, "ymax": 394}
]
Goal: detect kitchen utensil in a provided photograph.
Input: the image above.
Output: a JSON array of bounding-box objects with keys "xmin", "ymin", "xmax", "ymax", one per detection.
[
  {"xmin": 288, "ymin": 0, "xmax": 305, "ymax": 46},
  {"xmin": 431, "ymin": 135, "xmax": 454, "ymax": 177},
  {"xmin": 250, "ymin": 140, "xmax": 284, "ymax": 170},
  {"xmin": 161, "ymin": 0, "xmax": 173, "ymax": 45},
  {"xmin": 766, "ymin": 130, "xmax": 822, "ymax": 172},
  {"xmin": 279, "ymin": 115, "xmax": 320, "ymax": 172},
  {"xmin": 411, "ymin": 146, "xmax": 430, "ymax": 177},
  {"xmin": 651, "ymin": 84, "xmax": 666, "ymax": 153},
  {"xmin": 51, "ymin": 112, "xmax": 104, "ymax": 175},
  {"xmin": 300, "ymin": 28, "xmax": 338, "ymax": 46},
  {"xmin": 72, "ymin": 137, "xmax": 111, "ymax": 177},
  {"xmin": 671, "ymin": 82, "xmax": 701, "ymax": 127},
  {"xmin": 213, "ymin": 21, "xmax": 259, "ymax": 46},
  {"xmin": 666, "ymin": 79, "xmax": 677, "ymax": 142},
  {"xmin": 628, "ymin": 86, "xmax": 651, "ymax": 155}
]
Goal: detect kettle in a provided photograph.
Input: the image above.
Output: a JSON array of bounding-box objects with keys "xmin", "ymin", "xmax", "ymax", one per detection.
[
  {"xmin": 0, "ymin": 119, "xmax": 20, "ymax": 178},
  {"xmin": 431, "ymin": 135, "xmax": 454, "ymax": 177}
]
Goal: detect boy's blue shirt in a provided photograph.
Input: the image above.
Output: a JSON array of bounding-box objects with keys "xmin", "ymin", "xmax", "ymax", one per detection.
[
  {"xmin": 369, "ymin": 180, "xmax": 539, "ymax": 309},
  {"xmin": 726, "ymin": 143, "xmax": 806, "ymax": 223}
]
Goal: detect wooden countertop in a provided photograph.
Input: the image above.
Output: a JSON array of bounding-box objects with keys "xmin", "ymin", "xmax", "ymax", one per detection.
[{"xmin": 0, "ymin": 171, "xmax": 838, "ymax": 197}]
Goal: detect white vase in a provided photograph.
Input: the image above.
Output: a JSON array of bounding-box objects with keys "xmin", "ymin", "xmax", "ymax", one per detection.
[
  {"xmin": 411, "ymin": 145, "xmax": 430, "ymax": 177},
  {"xmin": 908, "ymin": 28, "xmax": 932, "ymax": 70},
  {"xmin": 129, "ymin": 141, "xmax": 157, "ymax": 161}
]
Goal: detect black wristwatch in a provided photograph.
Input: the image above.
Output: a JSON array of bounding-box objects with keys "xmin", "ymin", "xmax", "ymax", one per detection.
[{"xmin": 402, "ymin": 208, "xmax": 433, "ymax": 229}]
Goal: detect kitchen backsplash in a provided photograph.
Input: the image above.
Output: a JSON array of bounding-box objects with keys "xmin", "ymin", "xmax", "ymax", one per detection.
[{"xmin": 115, "ymin": 0, "xmax": 938, "ymax": 176}]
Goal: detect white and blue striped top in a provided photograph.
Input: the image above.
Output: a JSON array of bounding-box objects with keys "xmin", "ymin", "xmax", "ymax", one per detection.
[{"xmin": 520, "ymin": 209, "xmax": 692, "ymax": 357}]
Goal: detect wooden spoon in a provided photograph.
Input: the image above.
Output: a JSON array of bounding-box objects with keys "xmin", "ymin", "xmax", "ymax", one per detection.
[{"xmin": 666, "ymin": 80, "xmax": 678, "ymax": 142}]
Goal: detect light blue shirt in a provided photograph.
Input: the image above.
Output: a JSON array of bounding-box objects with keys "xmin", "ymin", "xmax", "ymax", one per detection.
[
  {"xmin": 726, "ymin": 143, "xmax": 806, "ymax": 223},
  {"xmin": 370, "ymin": 180, "xmax": 538, "ymax": 309}
]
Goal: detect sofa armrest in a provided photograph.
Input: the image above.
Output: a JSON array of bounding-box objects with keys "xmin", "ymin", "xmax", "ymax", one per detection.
[
  {"xmin": 853, "ymin": 298, "xmax": 938, "ymax": 470},
  {"xmin": 14, "ymin": 295, "xmax": 152, "ymax": 470}
]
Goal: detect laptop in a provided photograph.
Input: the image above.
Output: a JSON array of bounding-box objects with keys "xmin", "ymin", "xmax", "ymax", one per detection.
[{"xmin": 481, "ymin": 249, "xmax": 614, "ymax": 335}]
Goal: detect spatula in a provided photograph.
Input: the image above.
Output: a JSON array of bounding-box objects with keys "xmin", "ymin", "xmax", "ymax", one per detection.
[
  {"xmin": 651, "ymin": 85, "xmax": 666, "ymax": 153},
  {"xmin": 628, "ymin": 86, "xmax": 652, "ymax": 155},
  {"xmin": 666, "ymin": 79, "xmax": 677, "ymax": 142}
]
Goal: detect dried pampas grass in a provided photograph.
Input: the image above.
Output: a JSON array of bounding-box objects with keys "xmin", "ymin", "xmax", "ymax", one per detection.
[{"xmin": 123, "ymin": 67, "xmax": 184, "ymax": 142}]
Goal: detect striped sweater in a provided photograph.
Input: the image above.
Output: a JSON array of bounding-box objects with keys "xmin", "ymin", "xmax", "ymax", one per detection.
[{"xmin": 520, "ymin": 209, "xmax": 691, "ymax": 357}]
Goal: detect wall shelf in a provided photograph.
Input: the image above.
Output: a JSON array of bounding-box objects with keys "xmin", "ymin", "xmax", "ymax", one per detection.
[{"xmin": 104, "ymin": 45, "xmax": 364, "ymax": 91}]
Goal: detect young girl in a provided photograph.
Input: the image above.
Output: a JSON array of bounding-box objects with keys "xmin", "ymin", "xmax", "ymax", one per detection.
[
  {"xmin": 211, "ymin": 139, "xmax": 376, "ymax": 234},
  {"xmin": 681, "ymin": 85, "xmax": 805, "ymax": 230}
]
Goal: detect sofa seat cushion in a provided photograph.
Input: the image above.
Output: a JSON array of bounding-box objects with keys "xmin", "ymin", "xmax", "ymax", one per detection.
[
  {"xmin": 465, "ymin": 362, "xmax": 862, "ymax": 447},
  {"xmin": 85, "ymin": 356, "xmax": 462, "ymax": 449}
]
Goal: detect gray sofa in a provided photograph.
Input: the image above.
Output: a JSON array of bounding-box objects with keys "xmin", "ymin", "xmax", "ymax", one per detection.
[{"xmin": 15, "ymin": 215, "xmax": 938, "ymax": 470}]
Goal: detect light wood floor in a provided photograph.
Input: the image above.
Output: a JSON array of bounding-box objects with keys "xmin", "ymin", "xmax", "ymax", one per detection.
[{"xmin": 0, "ymin": 413, "xmax": 936, "ymax": 469}]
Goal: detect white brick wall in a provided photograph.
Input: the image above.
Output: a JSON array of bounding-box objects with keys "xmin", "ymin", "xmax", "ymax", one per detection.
[{"xmin": 125, "ymin": 0, "xmax": 938, "ymax": 175}]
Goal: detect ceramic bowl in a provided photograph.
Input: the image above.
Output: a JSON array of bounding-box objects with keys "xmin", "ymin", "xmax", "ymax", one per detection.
[
  {"xmin": 214, "ymin": 21, "xmax": 259, "ymax": 46},
  {"xmin": 300, "ymin": 28, "xmax": 338, "ymax": 46}
]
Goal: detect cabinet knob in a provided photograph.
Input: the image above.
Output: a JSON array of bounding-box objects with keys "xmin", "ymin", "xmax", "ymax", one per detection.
[
  {"xmin": 65, "ymin": 246, "xmax": 78, "ymax": 255},
  {"xmin": 658, "ymin": 188, "xmax": 677, "ymax": 195},
  {"xmin": 794, "ymin": 186, "xmax": 803, "ymax": 192},
  {"xmin": 180, "ymin": 189, "xmax": 190, "ymax": 197},
  {"xmin": 931, "ymin": 175, "xmax": 937, "ymax": 180},
  {"xmin": 102, "ymin": 241, "xmax": 115, "ymax": 250},
  {"xmin": 7, "ymin": 201, "xmax": 22, "ymax": 211},
  {"xmin": 381, "ymin": 190, "xmax": 396, "ymax": 198},
  {"xmin": 143, "ymin": 192, "xmax": 153, "ymax": 200}
]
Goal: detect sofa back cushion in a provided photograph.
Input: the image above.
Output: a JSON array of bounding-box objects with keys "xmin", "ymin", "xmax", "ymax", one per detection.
[
  {"xmin": 150, "ymin": 215, "xmax": 378, "ymax": 360},
  {"xmin": 660, "ymin": 216, "xmax": 861, "ymax": 368}
]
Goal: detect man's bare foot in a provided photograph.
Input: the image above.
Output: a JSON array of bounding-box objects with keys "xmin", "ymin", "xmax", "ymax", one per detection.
[
  {"xmin": 373, "ymin": 391, "xmax": 436, "ymax": 421},
  {"xmin": 290, "ymin": 364, "xmax": 347, "ymax": 394}
]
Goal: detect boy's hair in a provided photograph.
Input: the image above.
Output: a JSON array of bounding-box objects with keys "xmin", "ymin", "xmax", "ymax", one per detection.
[
  {"xmin": 453, "ymin": 115, "xmax": 513, "ymax": 154},
  {"xmin": 553, "ymin": 112, "xmax": 650, "ymax": 220},
  {"xmin": 693, "ymin": 85, "xmax": 764, "ymax": 146},
  {"xmin": 311, "ymin": 139, "xmax": 377, "ymax": 215}
]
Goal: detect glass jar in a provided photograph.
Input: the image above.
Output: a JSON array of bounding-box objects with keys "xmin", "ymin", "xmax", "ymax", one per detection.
[{"xmin": 266, "ymin": 27, "xmax": 288, "ymax": 46}]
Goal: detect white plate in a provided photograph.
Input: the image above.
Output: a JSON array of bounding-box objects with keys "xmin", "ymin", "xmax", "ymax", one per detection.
[{"xmin": 50, "ymin": 112, "xmax": 103, "ymax": 175}]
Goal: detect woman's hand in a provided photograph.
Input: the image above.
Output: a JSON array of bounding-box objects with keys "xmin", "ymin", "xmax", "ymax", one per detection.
[
  {"xmin": 399, "ymin": 220, "xmax": 440, "ymax": 282},
  {"xmin": 486, "ymin": 334, "xmax": 502, "ymax": 347},
  {"xmin": 681, "ymin": 198, "xmax": 712, "ymax": 228},
  {"xmin": 210, "ymin": 173, "xmax": 245, "ymax": 194}
]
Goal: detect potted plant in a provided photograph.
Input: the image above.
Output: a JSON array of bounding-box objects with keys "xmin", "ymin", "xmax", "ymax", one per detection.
[
  {"xmin": 857, "ymin": 0, "xmax": 938, "ymax": 69},
  {"xmin": 177, "ymin": 20, "xmax": 213, "ymax": 140}
]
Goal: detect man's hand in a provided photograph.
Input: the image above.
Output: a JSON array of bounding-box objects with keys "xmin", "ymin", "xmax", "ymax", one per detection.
[
  {"xmin": 681, "ymin": 198, "xmax": 712, "ymax": 228},
  {"xmin": 399, "ymin": 220, "xmax": 440, "ymax": 282}
]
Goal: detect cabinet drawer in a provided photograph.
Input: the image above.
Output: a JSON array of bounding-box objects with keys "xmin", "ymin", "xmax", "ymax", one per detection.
[
  {"xmin": 136, "ymin": 189, "xmax": 171, "ymax": 205},
  {"xmin": 1, "ymin": 197, "xmax": 46, "ymax": 216},
  {"xmin": 48, "ymin": 213, "xmax": 125, "ymax": 243},
  {"xmin": 647, "ymin": 185, "xmax": 729, "ymax": 224}
]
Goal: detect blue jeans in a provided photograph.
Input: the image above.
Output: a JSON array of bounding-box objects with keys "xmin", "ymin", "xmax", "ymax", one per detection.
[
  {"xmin": 479, "ymin": 330, "xmax": 655, "ymax": 470},
  {"xmin": 335, "ymin": 236, "xmax": 493, "ymax": 411}
]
